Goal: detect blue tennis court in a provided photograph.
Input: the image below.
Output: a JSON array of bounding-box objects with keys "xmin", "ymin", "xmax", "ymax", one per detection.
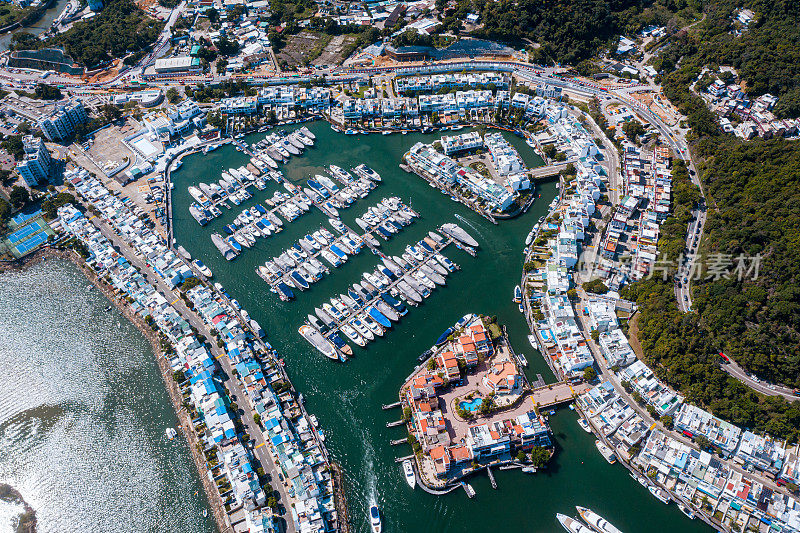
[
  {"xmin": 15, "ymin": 232, "xmax": 50, "ymax": 255},
  {"xmin": 7, "ymin": 219, "xmax": 45, "ymax": 244},
  {"xmin": 10, "ymin": 209, "xmax": 42, "ymax": 227}
]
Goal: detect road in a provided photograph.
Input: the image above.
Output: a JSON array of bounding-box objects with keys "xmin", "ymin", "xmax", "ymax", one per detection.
[
  {"xmin": 572, "ymin": 289, "xmax": 794, "ymax": 501},
  {"xmin": 80, "ymin": 201, "xmax": 297, "ymax": 533},
  {"xmin": 720, "ymin": 357, "xmax": 799, "ymax": 402}
]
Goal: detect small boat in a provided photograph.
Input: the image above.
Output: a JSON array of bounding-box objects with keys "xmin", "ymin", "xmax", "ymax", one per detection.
[
  {"xmin": 367, "ymin": 306, "xmax": 392, "ymax": 328},
  {"xmin": 461, "ymin": 481, "xmax": 475, "ymax": 498},
  {"xmin": 648, "ymin": 485, "xmax": 671, "ymax": 504},
  {"xmin": 513, "ymin": 285, "xmax": 522, "ymax": 303},
  {"xmin": 202, "ymin": 508, "xmax": 208, "ymax": 518},
  {"xmin": 369, "ymin": 504, "xmax": 382, "ymax": 533},
  {"xmin": 522, "ymin": 466, "xmax": 537, "ymax": 474},
  {"xmin": 194, "ymin": 259, "xmax": 213, "ymax": 278},
  {"xmin": 166, "ymin": 427, "xmax": 177, "ymax": 440},
  {"xmin": 678, "ymin": 503, "xmax": 695, "ymax": 519},
  {"xmin": 556, "ymin": 513, "xmax": 593, "ymax": 533},
  {"xmin": 403, "ymin": 459, "xmax": 416, "ymax": 489},
  {"xmin": 276, "ymin": 282, "xmax": 295, "ymax": 301},
  {"xmin": 576, "ymin": 506, "xmax": 623, "ymax": 533},
  {"xmin": 435, "ymin": 327, "xmax": 454, "ymax": 345},
  {"xmin": 578, "ymin": 418, "xmax": 592, "ymax": 433},
  {"xmin": 595, "ymin": 440, "xmax": 616, "ymax": 464}
]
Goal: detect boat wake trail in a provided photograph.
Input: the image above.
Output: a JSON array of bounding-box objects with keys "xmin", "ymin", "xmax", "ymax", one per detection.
[{"xmin": 454, "ymin": 214, "xmax": 487, "ymax": 242}]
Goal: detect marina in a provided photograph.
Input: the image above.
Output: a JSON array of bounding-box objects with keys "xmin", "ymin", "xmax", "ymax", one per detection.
[
  {"xmin": 169, "ymin": 122, "xmax": 712, "ymax": 533},
  {"xmin": 299, "ymin": 225, "xmax": 472, "ymax": 357},
  {"xmin": 256, "ymin": 197, "xmax": 422, "ymax": 299}
]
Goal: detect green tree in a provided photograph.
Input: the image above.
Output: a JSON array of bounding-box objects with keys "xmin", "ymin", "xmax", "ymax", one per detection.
[
  {"xmin": 583, "ymin": 366, "xmax": 597, "ymax": 382},
  {"xmin": 166, "ymin": 87, "xmax": 180, "ymax": 103},
  {"xmin": 9, "ymin": 185, "xmax": 29, "ymax": 208},
  {"xmin": 529, "ymin": 446, "xmax": 550, "ymax": 468}
]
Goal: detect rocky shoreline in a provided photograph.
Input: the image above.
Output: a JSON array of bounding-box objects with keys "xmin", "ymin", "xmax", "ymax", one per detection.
[
  {"xmin": 0, "ymin": 483, "xmax": 36, "ymax": 533},
  {"xmin": 0, "ymin": 247, "xmax": 230, "ymax": 533}
]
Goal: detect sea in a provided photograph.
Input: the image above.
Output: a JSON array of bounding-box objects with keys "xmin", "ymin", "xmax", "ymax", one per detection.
[
  {"xmin": 169, "ymin": 121, "xmax": 712, "ymax": 532},
  {"xmin": 0, "ymin": 260, "xmax": 216, "ymax": 532}
]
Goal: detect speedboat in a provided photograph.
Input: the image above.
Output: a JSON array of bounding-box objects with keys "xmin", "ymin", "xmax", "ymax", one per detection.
[
  {"xmin": 369, "ymin": 505, "xmax": 381, "ymax": 533},
  {"xmin": 678, "ymin": 503, "xmax": 695, "ymax": 519},
  {"xmin": 351, "ymin": 317, "xmax": 374, "ymax": 342},
  {"xmin": 648, "ymin": 485, "xmax": 671, "ymax": 504},
  {"xmin": 362, "ymin": 313, "xmax": 384, "ymax": 337},
  {"xmin": 366, "ymin": 305, "xmax": 392, "ymax": 328},
  {"xmin": 194, "ymin": 259, "xmax": 213, "ymax": 278},
  {"xmin": 340, "ymin": 324, "xmax": 366, "ymax": 347}
]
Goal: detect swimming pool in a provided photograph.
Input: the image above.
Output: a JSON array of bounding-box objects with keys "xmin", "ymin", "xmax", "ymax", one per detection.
[{"xmin": 460, "ymin": 398, "xmax": 483, "ymax": 412}]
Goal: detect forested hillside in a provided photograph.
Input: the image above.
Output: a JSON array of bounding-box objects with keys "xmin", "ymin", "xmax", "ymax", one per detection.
[
  {"xmin": 12, "ymin": 0, "xmax": 163, "ymax": 68},
  {"xmin": 620, "ymin": 0, "xmax": 800, "ymax": 430},
  {"xmin": 443, "ymin": 0, "xmax": 702, "ymax": 64},
  {"xmin": 693, "ymin": 140, "xmax": 800, "ymax": 386}
]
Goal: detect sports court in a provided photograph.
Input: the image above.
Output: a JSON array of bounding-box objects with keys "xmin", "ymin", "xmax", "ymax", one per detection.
[{"xmin": 1, "ymin": 210, "xmax": 56, "ymax": 259}]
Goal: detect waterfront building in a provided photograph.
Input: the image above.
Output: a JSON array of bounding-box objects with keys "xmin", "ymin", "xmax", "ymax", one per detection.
[
  {"xmin": 394, "ymin": 71, "xmax": 508, "ymax": 94},
  {"xmin": 220, "ymin": 96, "xmax": 259, "ymax": 115},
  {"xmin": 154, "ymin": 56, "xmax": 202, "ymax": 74},
  {"xmin": 617, "ymin": 360, "xmax": 682, "ymax": 417},
  {"xmin": 734, "ymin": 431, "xmax": 787, "ymax": 476},
  {"xmin": 674, "ymin": 404, "xmax": 743, "ymax": 458},
  {"xmin": 441, "ymin": 131, "xmax": 483, "ymax": 155},
  {"xmin": 481, "ymin": 360, "xmax": 521, "ymax": 395},
  {"xmin": 597, "ymin": 329, "xmax": 636, "ymax": 368},
  {"xmin": 58, "ymin": 165, "xmax": 338, "ymax": 531},
  {"xmin": 39, "ymin": 99, "xmax": 87, "ymax": 141},
  {"xmin": 16, "ymin": 135, "xmax": 53, "ymax": 186}
]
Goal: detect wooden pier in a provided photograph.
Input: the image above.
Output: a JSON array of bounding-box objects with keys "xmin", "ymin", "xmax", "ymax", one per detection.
[
  {"xmin": 390, "ymin": 438, "xmax": 407, "ymax": 446},
  {"xmin": 386, "ymin": 419, "xmax": 406, "ymax": 428},
  {"xmin": 382, "ymin": 401, "xmax": 402, "ymax": 410}
]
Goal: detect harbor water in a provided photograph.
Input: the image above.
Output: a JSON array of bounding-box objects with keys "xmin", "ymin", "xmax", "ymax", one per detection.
[
  {"xmin": 0, "ymin": 0, "xmax": 69, "ymax": 51},
  {"xmin": 0, "ymin": 260, "xmax": 216, "ymax": 533},
  {"xmin": 172, "ymin": 121, "xmax": 710, "ymax": 532}
]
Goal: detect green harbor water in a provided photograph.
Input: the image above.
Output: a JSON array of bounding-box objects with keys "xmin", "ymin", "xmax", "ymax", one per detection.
[
  {"xmin": 0, "ymin": 260, "xmax": 216, "ymax": 533},
  {"xmin": 171, "ymin": 122, "xmax": 711, "ymax": 532}
]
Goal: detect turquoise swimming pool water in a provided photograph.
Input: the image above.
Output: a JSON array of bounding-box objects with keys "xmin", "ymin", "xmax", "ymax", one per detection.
[{"xmin": 460, "ymin": 398, "xmax": 483, "ymax": 412}]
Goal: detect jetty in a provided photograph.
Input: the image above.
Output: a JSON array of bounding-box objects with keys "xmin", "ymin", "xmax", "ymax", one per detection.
[
  {"xmin": 387, "ymin": 419, "xmax": 405, "ymax": 428},
  {"xmin": 382, "ymin": 401, "xmax": 402, "ymax": 410},
  {"xmin": 487, "ymin": 466, "xmax": 497, "ymax": 489},
  {"xmin": 317, "ymin": 233, "xmax": 460, "ymax": 339},
  {"xmin": 390, "ymin": 438, "xmax": 407, "ymax": 446},
  {"xmin": 257, "ymin": 198, "xmax": 421, "ymax": 295}
]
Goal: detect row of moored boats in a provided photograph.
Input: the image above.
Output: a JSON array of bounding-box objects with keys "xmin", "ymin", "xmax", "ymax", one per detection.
[{"xmin": 299, "ymin": 234, "xmax": 460, "ymax": 358}]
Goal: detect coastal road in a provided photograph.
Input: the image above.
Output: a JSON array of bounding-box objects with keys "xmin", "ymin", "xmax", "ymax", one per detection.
[
  {"xmin": 76, "ymin": 202, "xmax": 298, "ymax": 533},
  {"xmin": 571, "ymin": 287, "xmax": 794, "ymax": 499}
]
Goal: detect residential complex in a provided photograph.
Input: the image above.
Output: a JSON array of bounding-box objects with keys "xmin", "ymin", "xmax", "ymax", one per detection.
[
  {"xmin": 16, "ymin": 135, "xmax": 54, "ymax": 186},
  {"xmin": 38, "ymin": 99, "xmax": 88, "ymax": 141}
]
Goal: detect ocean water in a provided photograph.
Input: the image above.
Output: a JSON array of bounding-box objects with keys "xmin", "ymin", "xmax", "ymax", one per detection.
[{"xmin": 0, "ymin": 260, "xmax": 216, "ymax": 533}]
